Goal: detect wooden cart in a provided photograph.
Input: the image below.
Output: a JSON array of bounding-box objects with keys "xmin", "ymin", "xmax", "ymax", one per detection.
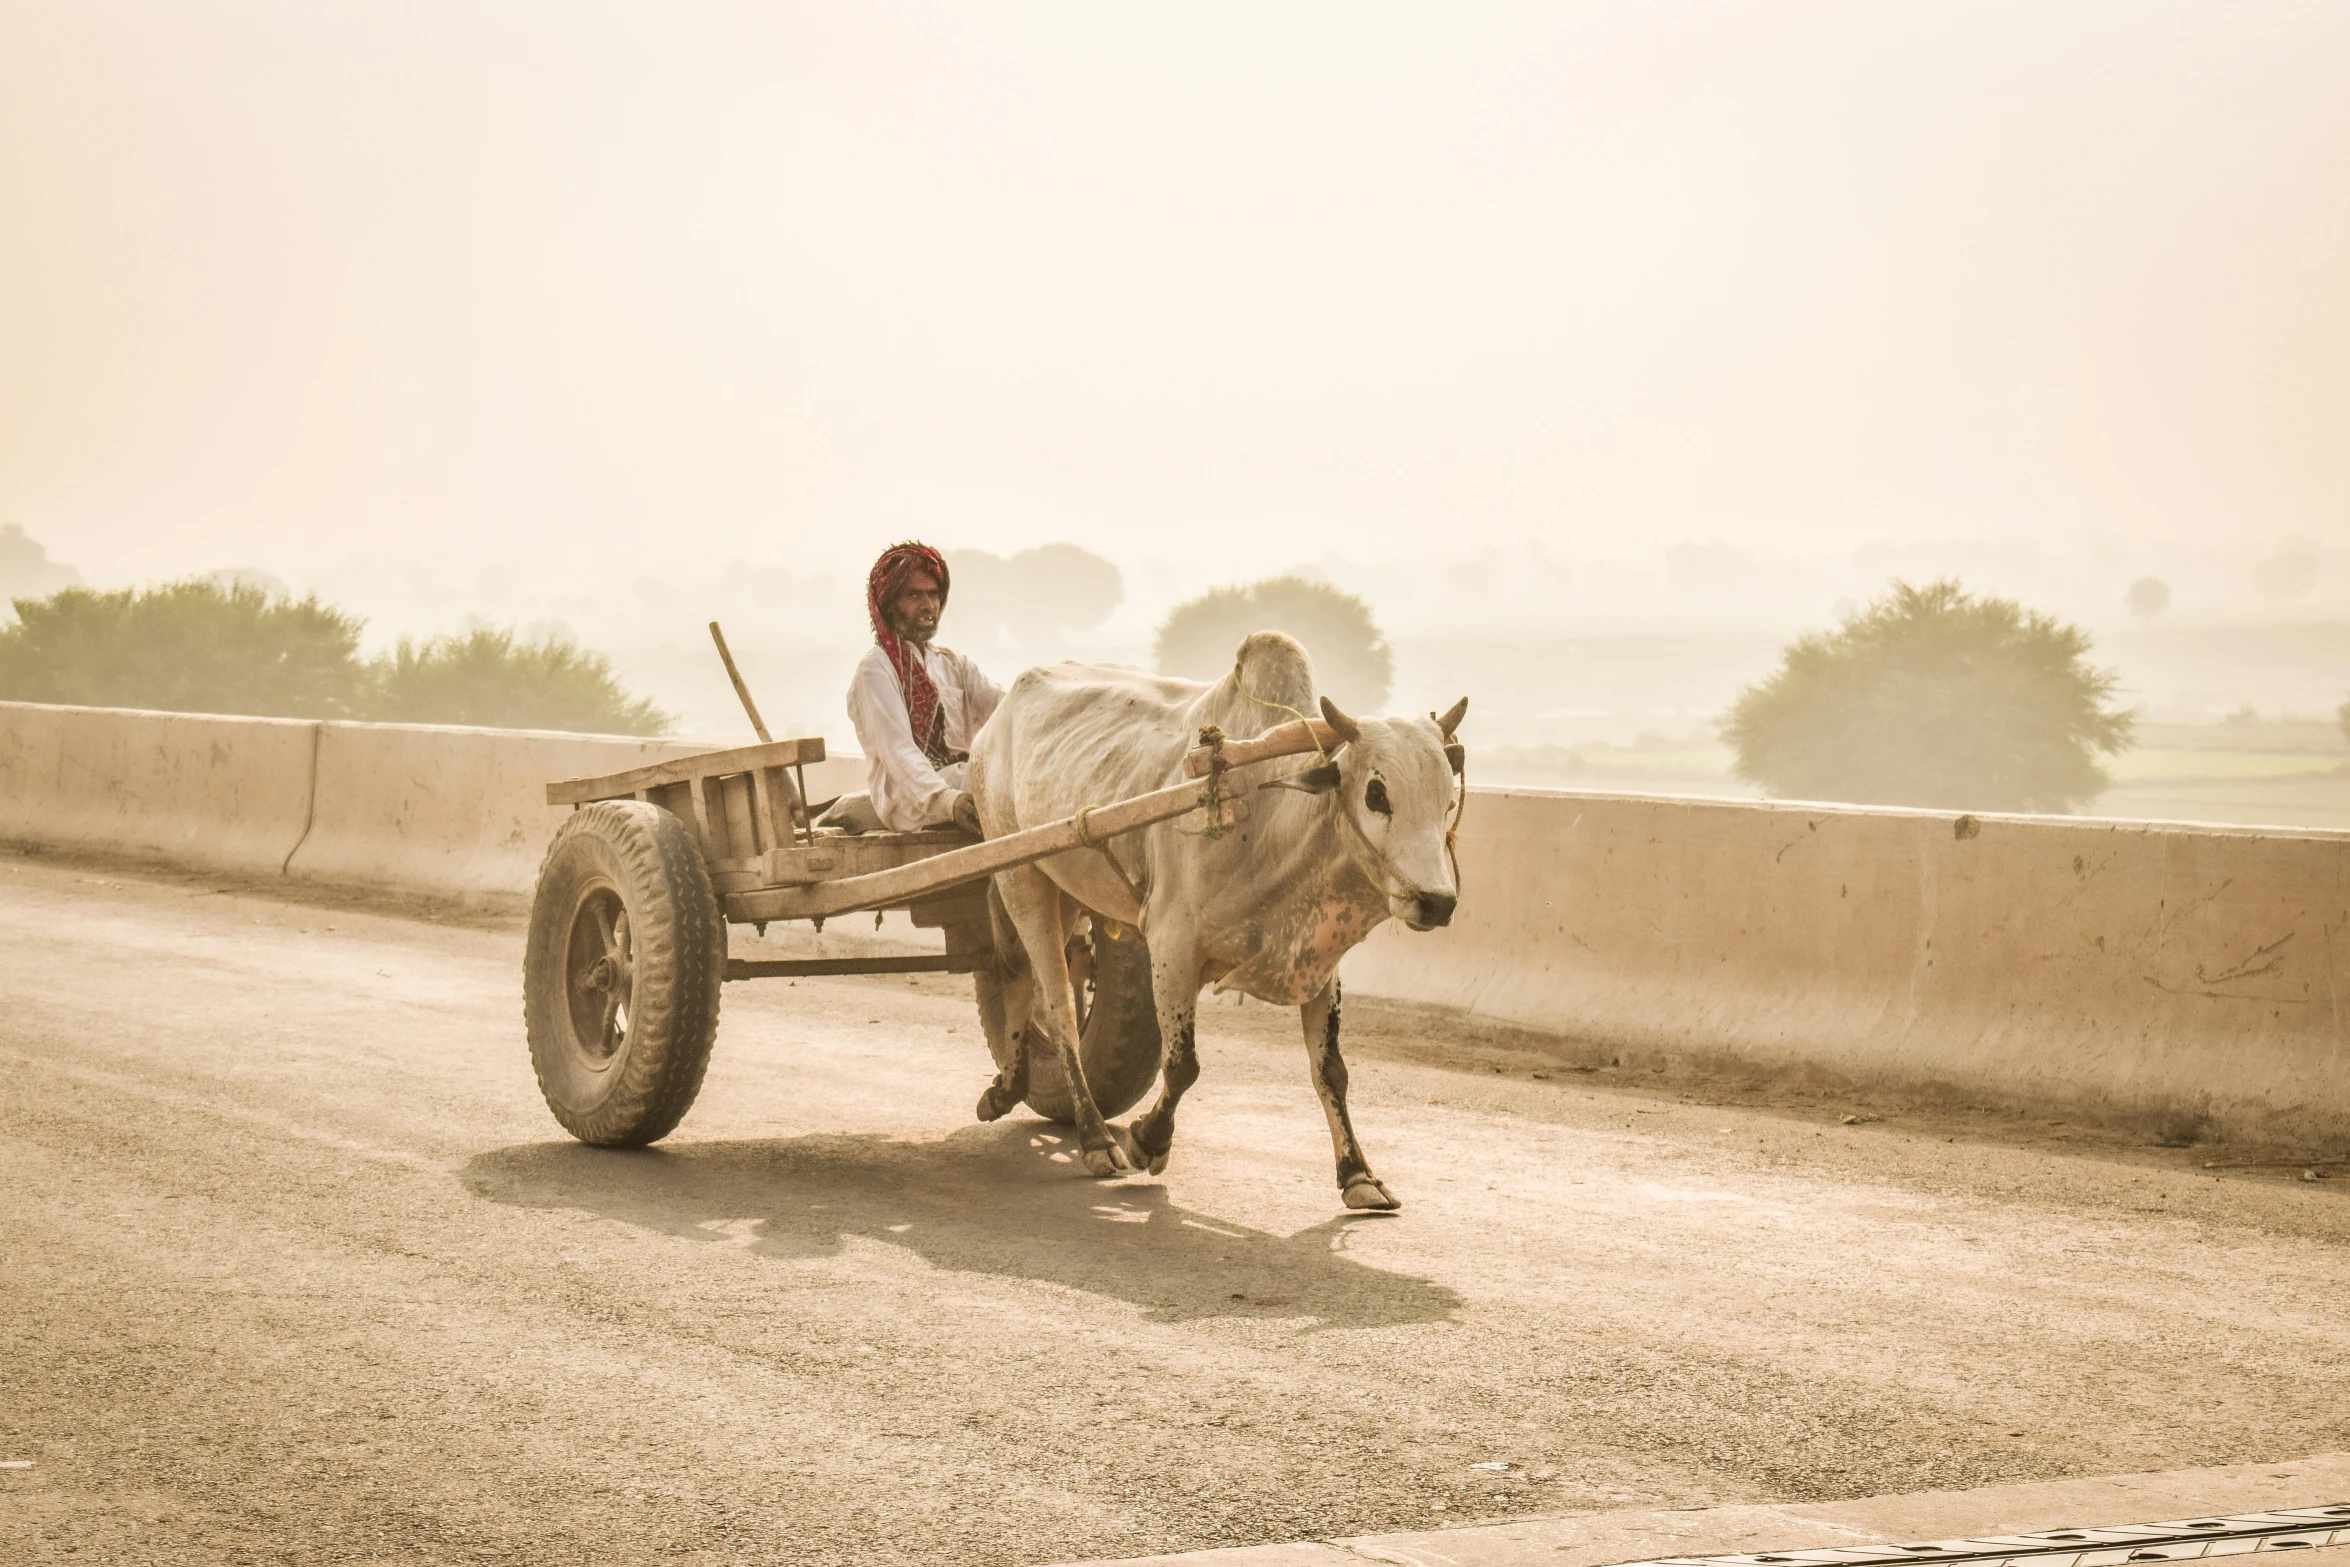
[{"xmin": 523, "ymin": 720, "xmax": 1332, "ymax": 1145}]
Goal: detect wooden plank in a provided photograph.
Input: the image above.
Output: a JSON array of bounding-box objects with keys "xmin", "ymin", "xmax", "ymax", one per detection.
[
  {"xmin": 775, "ymin": 765, "xmax": 811, "ymax": 840},
  {"xmin": 752, "ymin": 766, "xmax": 802, "ymax": 852},
  {"xmin": 717, "ymin": 772, "xmax": 759, "ymax": 861},
  {"xmin": 724, "ymin": 953, "xmax": 984, "ymax": 980},
  {"xmin": 746, "ymin": 767, "xmax": 776, "ymax": 855},
  {"xmin": 546, "ymin": 736, "xmax": 827, "ymax": 806}
]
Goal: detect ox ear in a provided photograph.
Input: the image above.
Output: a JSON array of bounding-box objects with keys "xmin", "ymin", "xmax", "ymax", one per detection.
[
  {"xmin": 1261, "ymin": 758, "xmax": 1342, "ymax": 795},
  {"xmin": 1433, "ymin": 696, "xmax": 1468, "ymax": 737},
  {"xmin": 1319, "ymin": 695, "xmax": 1362, "ymax": 744}
]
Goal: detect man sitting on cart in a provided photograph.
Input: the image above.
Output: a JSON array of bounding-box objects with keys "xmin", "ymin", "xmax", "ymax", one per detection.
[{"xmin": 842, "ymin": 541, "xmax": 1001, "ymax": 836}]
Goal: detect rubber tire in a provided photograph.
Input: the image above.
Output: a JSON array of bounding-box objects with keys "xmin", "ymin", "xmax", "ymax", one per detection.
[
  {"xmin": 974, "ymin": 887, "xmax": 1163, "ymax": 1123},
  {"xmin": 525, "ymin": 800, "xmax": 725, "ymax": 1146}
]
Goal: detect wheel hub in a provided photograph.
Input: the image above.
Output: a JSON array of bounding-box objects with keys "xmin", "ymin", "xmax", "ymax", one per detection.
[{"xmin": 562, "ymin": 885, "xmax": 635, "ymax": 1064}]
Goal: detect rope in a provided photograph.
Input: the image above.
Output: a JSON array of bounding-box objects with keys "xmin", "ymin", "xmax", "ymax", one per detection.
[{"xmin": 1228, "ymin": 664, "xmax": 1331, "ymax": 761}]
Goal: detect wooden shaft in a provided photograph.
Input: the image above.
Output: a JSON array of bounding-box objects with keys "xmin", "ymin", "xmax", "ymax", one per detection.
[
  {"xmin": 722, "ymin": 717, "xmax": 1334, "ymax": 924},
  {"xmin": 1182, "ymin": 717, "xmax": 1337, "ymax": 778},
  {"xmin": 725, "ymin": 953, "xmax": 982, "ymax": 981},
  {"xmin": 708, "ymin": 621, "xmax": 772, "ymax": 744},
  {"xmin": 725, "ymin": 773, "xmax": 1207, "ymax": 922}
]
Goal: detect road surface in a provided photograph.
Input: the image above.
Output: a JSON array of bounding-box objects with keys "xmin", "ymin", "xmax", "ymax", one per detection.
[{"xmin": 3, "ymin": 851, "xmax": 2346, "ymax": 1566}]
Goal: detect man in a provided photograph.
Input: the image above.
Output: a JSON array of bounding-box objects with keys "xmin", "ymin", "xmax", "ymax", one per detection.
[{"xmin": 845, "ymin": 542, "xmax": 1002, "ymax": 835}]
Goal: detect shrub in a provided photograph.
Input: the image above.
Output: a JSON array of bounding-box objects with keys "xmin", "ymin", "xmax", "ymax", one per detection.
[
  {"xmin": 369, "ymin": 625, "xmax": 669, "ymax": 735},
  {"xmin": 1722, "ymin": 579, "xmax": 2134, "ymax": 812},
  {"xmin": 1154, "ymin": 576, "xmax": 1394, "ymax": 710},
  {"xmin": 0, "ymin": 578, "xmax": 367, "ymax": 717}
]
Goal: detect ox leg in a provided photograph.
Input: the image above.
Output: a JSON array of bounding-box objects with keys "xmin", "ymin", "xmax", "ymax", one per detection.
[
  {"xmin": 974, "ymin": 994, "xmax": 1030, "ymax": 1123},
  {"xmin": 1302, "ymin": 980, "xmax": 1398, "ymax": 1210},
  {"xmin": 996, "ymin": 863, "xmax": 1131, "ymax": 1178},
  {"xmin": 1129, "ymin": 934, "xmax": 1202, "ymax": 1177}
]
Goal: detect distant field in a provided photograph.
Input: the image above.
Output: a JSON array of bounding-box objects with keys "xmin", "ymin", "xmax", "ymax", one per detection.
[
  {"xmin": 1477, "ymin": 721, "xmax": 2350, "ymax": 831},
  {"xmin": 2099, "ymin": 721, "xmax": 2350, "ymax": 827},
  {"xmin": 2105, "ymin": 749, "xmax": 2348, "ymax": 782},
  {"xmin": 2094, "ymin": 775, "xmax": 2350, "ymax": 831}
]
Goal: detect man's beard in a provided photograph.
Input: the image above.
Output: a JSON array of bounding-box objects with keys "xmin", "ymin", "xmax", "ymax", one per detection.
[{"xmin": 891, "ymin": 611, "xmax": 937, "ymax": 644}]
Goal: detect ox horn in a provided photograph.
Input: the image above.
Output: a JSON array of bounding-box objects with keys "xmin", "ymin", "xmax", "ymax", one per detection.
[
  {"xmin": 1318, "ymin": 695, "xmax": 1361, "ymax": 744},
  {"xmin": 1433, "ymin": 696, "xmax": 1468, "ymax": 737}
]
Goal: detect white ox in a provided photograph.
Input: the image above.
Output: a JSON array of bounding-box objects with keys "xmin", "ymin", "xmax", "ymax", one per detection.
[{"xmin": 966, "ymin": 632, "xmax": 1465, "ymax": 1207}]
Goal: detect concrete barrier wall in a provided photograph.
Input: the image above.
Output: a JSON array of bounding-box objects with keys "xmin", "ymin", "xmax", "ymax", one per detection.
[
  {"xmin": 1343, "ymin": 789, "xmax": 2350, "ymax": 1144},
  {"xmin": 0, "ymin": 700, "xmax": 320, "ymax": 875},
  {"xmin": 8, "ymin": 700, "xmax": 2343, "ymax": 1141},
  {"xmin": 0, "ymin": 700, "xmax": 865, "ymax": 898},
  {"xmin": 289, "ymin": 722, "xmax": 865, "ymax": 898},
  {"xmin": 288, "ymin": 722, "xmax": 702, "ymax": 897}
]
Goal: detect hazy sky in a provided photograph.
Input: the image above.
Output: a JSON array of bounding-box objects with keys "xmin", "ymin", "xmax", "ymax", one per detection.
[{"xmin": 3, "ymin": 1, "xmax": 2347, "ymax": 589}]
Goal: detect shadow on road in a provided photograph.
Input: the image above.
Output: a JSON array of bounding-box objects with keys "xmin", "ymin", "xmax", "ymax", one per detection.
[{"xmin": 460, "ymin": 1123, "xmax": 1461, "ymax": 1329}]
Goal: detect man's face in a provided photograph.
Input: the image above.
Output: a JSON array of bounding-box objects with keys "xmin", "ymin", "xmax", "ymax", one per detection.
[{"xmin": 888, "ymin": 569, "xmax": 943, "ymax": 643}]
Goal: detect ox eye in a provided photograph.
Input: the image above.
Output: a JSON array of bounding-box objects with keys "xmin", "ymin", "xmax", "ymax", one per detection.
[{"xmin": 1365, "ymin": 777, "xmax": 1392, "ymax": 816}]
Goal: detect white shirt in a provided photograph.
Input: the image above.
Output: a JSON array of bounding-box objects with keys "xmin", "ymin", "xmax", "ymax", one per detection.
[{"xmin": 846, "ymin": 642, "xmax": 1005, "ymax": 832}]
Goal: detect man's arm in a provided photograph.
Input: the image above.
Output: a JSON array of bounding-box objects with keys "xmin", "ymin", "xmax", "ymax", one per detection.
[{"xmin": 846, "ymin": 650, "xmax": 962, "ymax": 831}]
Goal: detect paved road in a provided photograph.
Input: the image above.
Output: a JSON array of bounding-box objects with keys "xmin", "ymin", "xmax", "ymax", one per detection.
[{"xmin": 4, "ymin": 852, "xmax": 2348, "ymax": 1567}]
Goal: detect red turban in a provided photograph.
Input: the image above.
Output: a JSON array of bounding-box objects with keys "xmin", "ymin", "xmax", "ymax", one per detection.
[{"xmin": 865, "ymin": 542, "xmax": 958, "ymax": 769}]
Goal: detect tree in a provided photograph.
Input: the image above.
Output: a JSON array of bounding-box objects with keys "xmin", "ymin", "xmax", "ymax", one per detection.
[
  {"xmin": 2123, "ymin": 577, "xmax": 2171, "ymax": 620},
  {"xmin": 0, "ymin": 577, "xmax": 669, "ymax": 735},
  {"xmin": 1154, "ymin": 575, "xmax": 1394, "ymax": 710},
  {"xmin": 1722, "ymin": 579, "xmax": 2134, "ymax": 813},
  {"xmin": 369, "ymin": 626, "xmax": 669, "ymax": 735},
  {"xmin": 2255, "ymin": 547, "xmax": 2319, "ymax": 598},
  {"xmin": 945, "ymin": 544, "xmax": 1124, "ymax": 642},
  {"xmin": 0, "ymin": 578, "xmax": 367, "ymax": 717}
]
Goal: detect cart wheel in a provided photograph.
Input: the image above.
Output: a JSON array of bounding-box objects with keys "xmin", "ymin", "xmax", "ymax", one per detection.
[
  {"xmin": 525, "ymin": 800, "xmax": 724, "ymax": 1146},
  {"xmin": 972, "ymin": 889, "xmax": 1163, "ymax": 1123}
]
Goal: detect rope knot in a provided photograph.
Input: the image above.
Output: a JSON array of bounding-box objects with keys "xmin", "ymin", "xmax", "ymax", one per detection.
[{"xmin": 1195, "ymin": 725, "xmax": 1231, "ymax": 839}]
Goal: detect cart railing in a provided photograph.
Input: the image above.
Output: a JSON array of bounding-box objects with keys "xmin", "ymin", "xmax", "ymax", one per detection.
[{"xmin": 546, "ymin": 737, "xmax": 826, "ymax": 870}]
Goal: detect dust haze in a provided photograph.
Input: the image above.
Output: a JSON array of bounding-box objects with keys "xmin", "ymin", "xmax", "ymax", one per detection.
[{"xmin": 5, "ymin": 3, "xmax": 2349, "ymax": 817}]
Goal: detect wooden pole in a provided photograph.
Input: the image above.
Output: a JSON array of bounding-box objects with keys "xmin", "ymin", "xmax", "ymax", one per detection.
[
  {"xmin": 1182, "ymin": 718, "xmax": 1337, "ymax": 778},
  {"xmin": 724, "ymin": 723, "xmax": 1333, "ymax": 924},
  {"xmin": 707, "ymin": 621, "xmax": 772, "ymax": 744}
]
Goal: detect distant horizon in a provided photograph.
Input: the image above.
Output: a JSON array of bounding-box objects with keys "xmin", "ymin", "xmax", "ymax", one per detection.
[{"xmin": 10, "ymin": 520, "xmax": 2350, "ymax": 651}]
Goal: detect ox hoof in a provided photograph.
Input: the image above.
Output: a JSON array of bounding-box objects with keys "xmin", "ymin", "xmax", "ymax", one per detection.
[
  {"xmin": 1105, "ymin": 1122, "xmax": 1148, "ymax": 1170},
  {"xmin": 975, "ymin": 1082, "xmax": 1020, "ymax": 1123},
  {"xmin": 1147, "ymin": 1153, "xmax": 1169, "ymax": 1177},
  {"xmin": 1083, "ymin": 1142, "xmax": 1134, "ymax": 1179},
  {"xmin": 1342, "ymin": 1177, "xmax": 1400, "ymax": 1211}
]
